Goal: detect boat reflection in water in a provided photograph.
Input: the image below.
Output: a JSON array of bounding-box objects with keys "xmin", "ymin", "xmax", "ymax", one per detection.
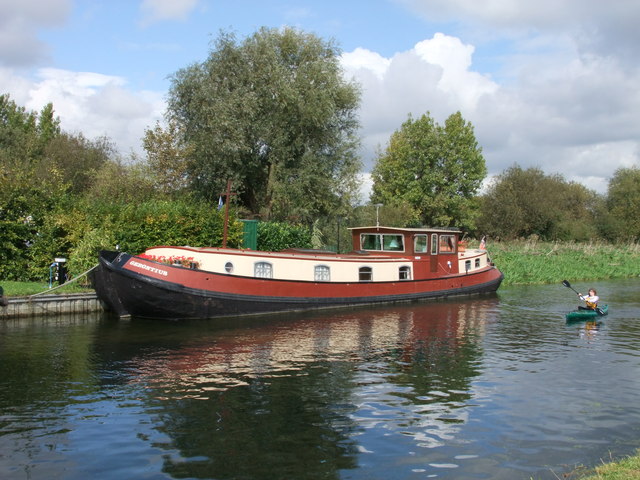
[{"xmin": 108, "ymin": 297, "xmax": 499, "ymax": 478}]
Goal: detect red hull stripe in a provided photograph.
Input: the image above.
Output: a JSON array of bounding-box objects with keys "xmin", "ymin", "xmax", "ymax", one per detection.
[{"xmin": 122, "ymin": 256, "xmax": 502, "ymax": 300}]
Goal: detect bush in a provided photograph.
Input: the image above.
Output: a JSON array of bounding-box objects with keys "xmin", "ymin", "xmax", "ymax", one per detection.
[
  {"xmin": 1, "ymin": 198, "xmax": 244, "ymax": 282},
  {"xmin": 257, "ymin": 222, "xmax": 312, "ymax": 251}
]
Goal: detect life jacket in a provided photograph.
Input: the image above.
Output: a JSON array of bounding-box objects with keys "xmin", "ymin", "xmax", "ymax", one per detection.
[{"xmin": 584, "ymin": 296, "xmax": 598, "ymax": 309}]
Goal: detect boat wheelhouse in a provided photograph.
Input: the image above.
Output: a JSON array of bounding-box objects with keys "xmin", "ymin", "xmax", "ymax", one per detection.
[{"xmin": 92, "ymin": 225, "xmax": 503, "ymax": 320}]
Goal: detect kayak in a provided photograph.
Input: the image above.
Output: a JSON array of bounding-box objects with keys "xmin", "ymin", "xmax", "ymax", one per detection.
[{"xmin": 565, "ymin": 304, "xmax": 608, "ymax": 322}]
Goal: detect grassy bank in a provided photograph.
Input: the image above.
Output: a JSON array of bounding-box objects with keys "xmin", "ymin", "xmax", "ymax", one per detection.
[
  {"xmin": 569, "ymin": 450, "xmax": 640, "ymax": 479},
  {"xmin": 584, "ymin": 452, "xmax": 640, "ymax": 479},
  {"xmin": 1, "ymin": 280, "xmax": 93, "ymax": 297},
  {"xmin": 488, "ymin": 238, "xmax": 640, "ymax": 286}
]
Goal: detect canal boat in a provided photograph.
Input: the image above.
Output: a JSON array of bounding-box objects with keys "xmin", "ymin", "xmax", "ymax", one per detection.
[
  {"xmin": 92, "ymin": 225, "xmax": 503, "ymax": 320},
  {"xmin": 565, "ymin": 305, "xmax": 608, "ymax": 322}
]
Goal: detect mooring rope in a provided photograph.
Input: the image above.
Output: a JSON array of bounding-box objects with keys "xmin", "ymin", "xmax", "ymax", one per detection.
[{"xmin": 29, "ymin": 264, "xmax": 99, "ymax": 297}]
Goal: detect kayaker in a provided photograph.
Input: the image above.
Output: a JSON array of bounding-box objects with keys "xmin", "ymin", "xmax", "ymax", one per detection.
[{"xmin": 578, "ymin": 288, "xmax": 599, "ymax": 310}]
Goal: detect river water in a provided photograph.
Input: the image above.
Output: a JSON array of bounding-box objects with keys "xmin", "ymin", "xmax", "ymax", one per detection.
[{"xmin": 1, "ymin": 278, "xmax": 639, "ymax": 480}]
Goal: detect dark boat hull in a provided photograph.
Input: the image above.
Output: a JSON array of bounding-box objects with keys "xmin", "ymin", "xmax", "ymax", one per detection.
[{"xmin": 93, "ymin": 251, "xmax": 504, "ymax": 320}]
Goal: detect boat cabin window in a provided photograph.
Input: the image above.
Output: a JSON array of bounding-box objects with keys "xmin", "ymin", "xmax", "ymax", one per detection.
[
  {"xmin": 254, "ymin": 261, "xmax": 273, "ymax": 278},
  {"xmin": 359, "ymin": 266, "xmax": 373, "ymax": 281},
  {"xmin": 314, "ymin": 265, "xmax": 330, "ymax": 281},
  {"xmin": 431, "ymin": 234, "xmax": 438, "ymax": 255},
  {"xmin": 475, "ymin": 258, "xmax": 481, "ymax": 268},
  {"xmin": 465, "ymin": 260, "xmax": 471, "ymax": 272},
  {"xmin": 225, "ymin": 262, "xmax": 234, "ymax": 273},
  {"xmin": 399, "ymin": 266, "xmax": 411, "ymax": 280},
  {"xmin": 438, "ymin": 235, "xmax": 456, "ymax": 253},
  {"xmin": 360, "ymin": 234, "xmax": 404, "ymax": 252},
  {"xmin": 414, "ymin": 235, "xmax": 428, "ymax": 253}
]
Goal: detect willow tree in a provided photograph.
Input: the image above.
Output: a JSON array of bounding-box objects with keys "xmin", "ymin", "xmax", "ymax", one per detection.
[
  {"xmin": 371, "ymin": 112, "xmax": 486, "ymax": 230},
  {"xmin": 166, "ymin": 27, "xmax": 362, "ymax": 221}
]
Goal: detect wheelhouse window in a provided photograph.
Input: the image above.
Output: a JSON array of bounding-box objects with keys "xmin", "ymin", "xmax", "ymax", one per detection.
[
  {"xmin": 431, "ymin": 234, "xmax": 438, "ymax": 255},
  {"xmin": 399, "ymin": 266, "xmax": 411, "ymax": 280},
  {"xmin": 314, "ymin": 265, "xmax": 330, "ymax": 281},
  {"xmin": 414, "ymin": 235, "xmax": 428, "ymax": 253},
  {"xmin": 439, "ymin": 235, "xmax": 456, "ymax": 253},
  {"xmin": 384, "ymin": 235, "xmax": 403, "ymax": 251},
  {"xmin": 361, "ymin": 234, "xmax": 381, "ymax": 250},
  {"xmin": 359, "ymin": 266, "xmax": 373, "ymax": 281},
  {"xmin": 360, "ymin": 234, "xmax": 404, "ymax": 252},
  {"xmin": 254, "ymin": 262, "xmax": 273, "ymax": 278}
]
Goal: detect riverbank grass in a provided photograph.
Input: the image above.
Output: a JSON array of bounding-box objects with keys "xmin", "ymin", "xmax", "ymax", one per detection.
[
  {"xmin": 1, "ymin": 280, "xmax": 93, "ymax": 297},
  {"xmin": 579, "ymin": 451, "xmax": 640, "ymax": 479},
  {"xmin": 488, "ymin": 238, "xmax": 640, "ymax": 286}
]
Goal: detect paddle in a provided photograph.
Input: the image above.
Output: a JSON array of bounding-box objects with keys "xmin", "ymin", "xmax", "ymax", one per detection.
[
  {"xmin": 562, "ymin": 279, "xmax": 580, "ymax": 295},
  {"xmin": 562, "ymin": 280, "xmax": 604, "ymax": 315}
]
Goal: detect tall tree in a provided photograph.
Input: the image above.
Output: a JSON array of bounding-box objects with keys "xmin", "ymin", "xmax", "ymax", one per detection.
[
  {"xmin": 42, "ymin": 133, "xmax": 113, "ymax": 194},
  {"xmin": 36, "ymin": 103, "xmax": 61, "ymax": 148},
  {"xmin": 0, "ymin": 95, "xmax": 66, "ymax": 279},
  {"xmin": 606, "ymin": 166, "xmax": 640, "ymax": 241},
  {"xmin": 0, "ymin": 94, "xmax": 39, "ymax": 163},
  {"xmin": 166, "ymin": 27, "xmax": 362, "ymax": 221},
  {"xmin": 371, "ymin": 112, "xmax": 486, "ymax": 230},
  {"xmin": 143, "ymin": 119, "xmax": 193, "ymax": 196}
]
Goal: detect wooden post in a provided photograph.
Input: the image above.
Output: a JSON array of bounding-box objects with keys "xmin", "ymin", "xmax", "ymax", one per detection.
[{"xmin": 220, "ymin": 180, "xmax": 236, "ymax": 249}]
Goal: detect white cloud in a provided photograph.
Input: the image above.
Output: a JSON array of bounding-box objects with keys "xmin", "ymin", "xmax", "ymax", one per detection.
[
  {"xmin": 0, "ymin": 67, "xmax": 32, "ymax": 103},
  {"xmin": 0, "ymin": 0, "xmax": 70, "ymax": 67},
  {"xmin": 400, "ymin": 0, "xmax": 640, "ymax": 31},
  {"xmin": 357, "ymin": 172, "xmax": 374, "ymax": 204},
  {"xmin": 400, "ymin": 0, "xmax": 640, "ymax": 63},
  {"xmin": 414, "ymin": 33, "xmax": 498, "ymax": 110},
  {"xmin": 400, "ymin": 0, "xmax": 577, "ymax": 28},
  {"xmin": 341, "ymin": 48, "xmax": 390, "ymax": 80},
  {"xmin": 0, "ymin": 67, "xmax": 165, "ymax": 157},
  {"xmin": 140, "ymin": 0, "xmax": 199, "ymax": 26},
  {"xmin": 342, "ymin": 33, "xmax": 498, "ymax": 170},
  {"xmin": 564, "ymin": 141, "xmax": 638, "ymax": 193}
]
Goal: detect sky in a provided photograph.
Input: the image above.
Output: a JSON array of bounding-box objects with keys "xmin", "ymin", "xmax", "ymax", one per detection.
[{"xmin": 1, "ymin": 0, "xmax": 639, "ymax": 198}]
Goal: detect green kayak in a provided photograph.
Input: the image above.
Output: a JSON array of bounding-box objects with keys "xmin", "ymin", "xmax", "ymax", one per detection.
[{"xmin": 565, "ymin": 304, "xmax": 608, "ymax": 321}]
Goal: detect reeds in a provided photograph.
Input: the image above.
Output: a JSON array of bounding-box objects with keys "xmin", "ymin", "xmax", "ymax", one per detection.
[{"xmin": 488, "ymin": 238, "xmax": 640, "ymax": 286}]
